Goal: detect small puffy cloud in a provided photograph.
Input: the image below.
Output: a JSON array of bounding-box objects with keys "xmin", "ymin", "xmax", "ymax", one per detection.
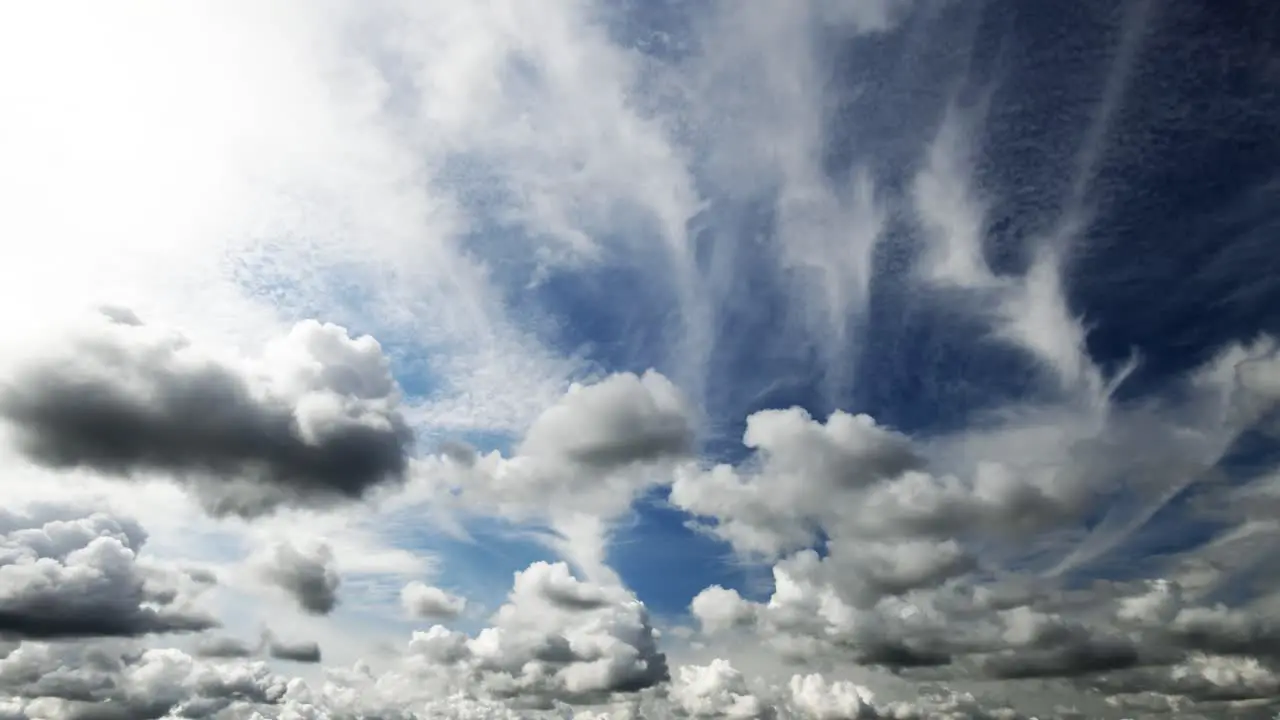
[
  {"xmin": 0, "ymin": 506, "xmax": 215, "ymax": 640},
  {"xmin": 518, "ymin": 370, "xmax": 694, "ymax": 470},
  {"xmin": 256, "ymin": 542, "xmax": 340, "ymax": 616},
  {"xmin": 0, "ymin": 311, "xmax": 413, "ymax": 518},
  {"xmin": 401, "ymin": 582, "xmax": 468, "ymax": 620},
  {"xmin": 690, "ymin": 585, "xmax": 757, "ymax": 635}
]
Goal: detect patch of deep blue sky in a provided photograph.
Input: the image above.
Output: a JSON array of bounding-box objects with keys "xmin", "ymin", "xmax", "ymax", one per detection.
[{"xmin": 239, "ymin": 0, "xmax": 1280, "ymax": 615}]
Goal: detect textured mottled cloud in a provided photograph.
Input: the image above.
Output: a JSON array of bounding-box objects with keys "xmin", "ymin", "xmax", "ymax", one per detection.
[{"xmin": 0, "ymin": 311, "xmax": 413, "ymax": 518}]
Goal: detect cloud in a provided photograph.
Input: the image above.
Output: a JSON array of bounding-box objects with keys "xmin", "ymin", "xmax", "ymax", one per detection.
[
  {"xmin": 410, "ymin": 370, "xmax": 694, "ymax": 580},
  {"xmin": 671, "ymin": 408, "xmax": 922, "ymax": 559},
  {"xmin": 666, "ymin": 658, "xmax": 1032, "ymax": 720},
  {"xmin": 193, "ymin": 636, "xmax": 254, "ymax": 660},
  {"xmin": 401, "ymin": 582, "xmax": 468, "ymax": 620},
  {"xmin": 404, "ymin": 561, "xmax": 668, "ymax": 708},
  {"xmin": 0, "ymin": 506, "xmax": 215, "ymax": 640},
  {"xmin": 0, "ymin": 641, "xmax": 289, "ymax": 719},
  {"xmin": 0, "ymin": 312, "xmax": 413, "ymax": 518},
  {"xmin": 255, "ymin": 541, "xmax": 341, "ymax": 616},
  {"xmin": 785, "ymin": 673, "xmax": 879, "ymax": 720},
  {"xmin": 518, "ymin": 370, "xmax": 694, "ymax": 472},
  {"xmin": 669, "ymin": 658, "xmax": 771, "ymax": 718},
  {"xmin": 266, "ymin": 637, "xmax": 322, "ymax": 664}
]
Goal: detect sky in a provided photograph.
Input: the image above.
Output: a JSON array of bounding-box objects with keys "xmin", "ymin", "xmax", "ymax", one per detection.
[{"xmin": 1, "ymin": 0, "xmax": 1280, "ymax": 718}]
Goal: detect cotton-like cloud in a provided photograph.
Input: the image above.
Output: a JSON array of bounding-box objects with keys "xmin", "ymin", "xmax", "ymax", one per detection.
[
  {"xmin": 401, "ymin": 582, "xmax": 468, "ymax": 620},
  {"xmin": 403, "ymin": 561, "xmax": 668, "ymax": 708},
  {"xmin": 0, "ymin": 311, "xmax": 413, "ymax": 518},
  {"xmin": 255, "ymin": 541, "xmax": 341, "ymax": 616},
  {"xmin": 0, "ymin": 506, "xmax": 215, "ymax": 640}
]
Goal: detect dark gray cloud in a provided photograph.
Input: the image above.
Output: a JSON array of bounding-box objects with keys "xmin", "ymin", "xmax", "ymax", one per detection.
[
  {"xmin": 982, "ymin": 638, "xmax": 1143, "ymax": 680},
  {"xmin": 267, "ymin": 638, "xmax": 321, "ymax": 664},
  {"xmin": 0, "ymin": 508, "xmax": 216, "ymax": 641},
  {"xmin": 0, "ymin": 313, "xmax": 413, "ymax": 518},
  {"xmin": 258, "ymin": 542, "xmax": 340, "ymax": 616}
]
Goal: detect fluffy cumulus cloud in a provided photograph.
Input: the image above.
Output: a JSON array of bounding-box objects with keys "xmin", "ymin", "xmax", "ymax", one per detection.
[
  {"xmin": 0, "ymin": 311, "xmax": 413, "ymax": 518},
  {"xmin": 2, "ymin": 0, "xmax": 1279, "ymax": 717},
  {"xmin": 402, "ymin": 561, "xmax": 669, "ymax": 708}
]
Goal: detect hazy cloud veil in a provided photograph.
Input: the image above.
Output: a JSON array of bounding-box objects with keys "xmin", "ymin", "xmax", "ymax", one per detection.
[{"xmin": 1, "ymin": 0, "xmax": 1280, "ymax": 718}]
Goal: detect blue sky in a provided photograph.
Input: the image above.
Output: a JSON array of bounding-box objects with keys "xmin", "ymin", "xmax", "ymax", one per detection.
[{"xmin": 368, "ymin": 0, "xmax": 1280, "ymax": 623}]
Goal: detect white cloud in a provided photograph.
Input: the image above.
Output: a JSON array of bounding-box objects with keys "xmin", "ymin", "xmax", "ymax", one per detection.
[{"xmin": 401, "ymin": 582, "xmax": 468, "ymax": 621}]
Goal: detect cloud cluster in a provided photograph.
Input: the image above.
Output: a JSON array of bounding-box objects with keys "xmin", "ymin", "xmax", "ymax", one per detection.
[
  {"xmin": 0, "ymin": 506, "xmax": 215, "ymax": 640},
  {"xmin": 0, "ymin": 640, "xmax": 1034, "ymax": 720},
  {"xmin": 0, "ymin": 311, "xmax": 413, "ymax": 518},
  {"xmin": 673, "ymin": 336, "xmax": 1280, "ymax": 716},
  {"xmin": 0, "ymin": 641, "xmax": 290, "ymax": 720}
]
